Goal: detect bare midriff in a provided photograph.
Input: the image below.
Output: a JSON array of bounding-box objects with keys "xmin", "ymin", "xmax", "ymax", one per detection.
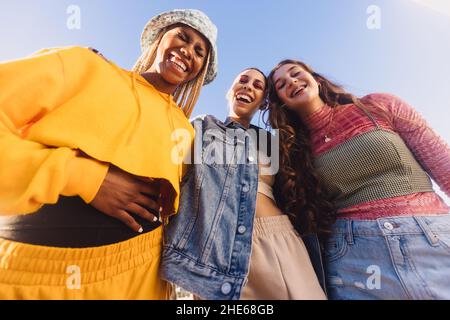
[{"xmin": 255, "ymin": 193, "xmax": 284, "ymax": 218}]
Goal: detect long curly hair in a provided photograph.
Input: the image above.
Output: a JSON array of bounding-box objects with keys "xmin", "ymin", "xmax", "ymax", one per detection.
[{"xmin": 264, "ymin": 59, "xmax": 379, "ymax": 237}]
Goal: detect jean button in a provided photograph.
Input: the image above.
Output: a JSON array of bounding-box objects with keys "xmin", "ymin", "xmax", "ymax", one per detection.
[
  {"xmin": 242, "ymin": 184, "xmax": 250, "ymax": 193},
  {"xmin": 238, "ymin": 225, "xmax": 247, "ymax": 234},
  {"xmin": 384, "ymin": 222, "xmax": 394, "ymax": 230},
  {"xmin": 248, "ymin": 156, "xmax": 255, "ymax": 162},
  {"xmin": 221, "ymin": 282, "xmax": 232, "ymax": 295}
]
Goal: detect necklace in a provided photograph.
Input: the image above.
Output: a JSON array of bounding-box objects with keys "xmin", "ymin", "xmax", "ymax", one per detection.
[{"xmin": 323, "ymin": 106, "xmax": 337, "ymax": 143}]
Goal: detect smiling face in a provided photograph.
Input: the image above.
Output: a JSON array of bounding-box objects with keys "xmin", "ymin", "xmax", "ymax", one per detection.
[
  {"xmin": 227, "ymin": 69, "xmax": 267, "ymax": 121},
  {"xmin": 272, "ymin": 63, "xmax": 324, "ymax": 116},
  {"xmin": 150, "ymin": 24, "xmax": 210, "ymax": 89}
]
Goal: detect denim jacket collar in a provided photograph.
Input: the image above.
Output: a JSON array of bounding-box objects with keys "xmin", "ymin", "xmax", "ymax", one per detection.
[{"xmin": 224, "ymin": 116, "xmax": 261, "ymax": 131}]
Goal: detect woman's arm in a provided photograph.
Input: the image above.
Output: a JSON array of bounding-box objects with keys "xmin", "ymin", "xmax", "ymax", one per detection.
[
  {"xmin": 0, "ymin": 47, "xmax": 109, "ymax": 215},
  {"xmin": 367, "ymin": 93, "xmax": 450, "ymax": 197},
  {"xmin": 0, "ymin": 47, "xmax": 162, "ymax": 232}
]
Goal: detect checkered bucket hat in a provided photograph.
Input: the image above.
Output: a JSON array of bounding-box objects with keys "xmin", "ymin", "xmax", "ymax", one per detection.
[{"xmin": 141, "ymin": 9, "xmax": 218, "ymax": 85}]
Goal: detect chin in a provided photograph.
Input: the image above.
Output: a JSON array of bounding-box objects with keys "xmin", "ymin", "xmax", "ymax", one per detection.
[
  {"xmin": 293, "ymin": 96, "xmax": 313, "ymax": 107},
  {"xmin": 160, "ymin": 70, "xmax": 187, "ymax": 86},
  {"xmin": 233, "ymin": 107, "xmax": 252, "ymax": 118},
  {"xmin": 166, "ymin": 77, "xmax": 187, "ymax": 87}
]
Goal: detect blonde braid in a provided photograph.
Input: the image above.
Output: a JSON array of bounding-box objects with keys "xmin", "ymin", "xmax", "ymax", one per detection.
[
  {"xmin": 174, "ymin": 82, "xmax": 191, "ymax": 110},
  {"xmin": 179, "ymin": 52, "xmax": 210, "ymax": 117},
  {"xmin": 132, "ymin": 29, "xmax": 165, "ymax": 73}
]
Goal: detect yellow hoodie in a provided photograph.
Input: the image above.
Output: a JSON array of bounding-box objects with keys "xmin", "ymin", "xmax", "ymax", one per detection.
[{"xmin": 0, "ymin": 46, "xmax": 194, "ymax": 216}]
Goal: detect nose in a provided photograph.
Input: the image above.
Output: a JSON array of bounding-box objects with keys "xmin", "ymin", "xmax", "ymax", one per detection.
[
  {"xmin": 242, "ymin": 84, "xmax": 253, "ymax": 92},
  {"xmin": 180, "ymin": 46, "xmax": 192, "ymax": 60},
  {"xmin": 287, "ymin": 77, "xmax": 297, "ymax": 88}
]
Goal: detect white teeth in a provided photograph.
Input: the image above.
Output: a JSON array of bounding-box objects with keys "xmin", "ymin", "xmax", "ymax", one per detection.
[
  {"xmin": 169, "ymin": 56, "xmax": 187, "ymax": 72},
  {"xmin": 236, "ymin": 94, "xmax": 252, "ymax": 103},
  {"xmin": 292, "ymin": 85, "xmax": 307, "ymax": 98}
]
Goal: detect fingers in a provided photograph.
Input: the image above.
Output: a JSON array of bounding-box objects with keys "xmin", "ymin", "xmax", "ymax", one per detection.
[
  {"xmin": 136, "ymin": 178, "xmax": 161, "ymax": 199},
  {"xmin": 113, "ymin": 210, "xmax": 143, "ymax": 233},
  {"xmin": 134, "ymin": 176, "xmax": 157, "ymax": 183},
  {"xmin": 127, "ymin": 202, "xmax": 158, "ymax": 223},
  {"xmin": 91, "ymin": 167, "xmax": 164, "ymax": 232},
  {"xmin": 137, "ymin": 192, "xmax": 161, "ymax": 210}
]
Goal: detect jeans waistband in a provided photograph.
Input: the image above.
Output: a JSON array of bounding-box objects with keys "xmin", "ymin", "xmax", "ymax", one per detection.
[{"xmin": 332, "ymin": 214, "xmax": 450, "ymax": 237}]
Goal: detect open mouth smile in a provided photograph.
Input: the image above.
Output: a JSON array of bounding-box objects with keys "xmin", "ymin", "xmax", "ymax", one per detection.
[
  {"xmin": 168, "ymin": 52, "xmax": 190, "ymax": 74},
  {"xmin": 291, "ymin": 84, "xmax": 307, "ymax": 98},
  {"xmin": 235, "ymin": 92, "xmax": 254, "ymax": 104}
]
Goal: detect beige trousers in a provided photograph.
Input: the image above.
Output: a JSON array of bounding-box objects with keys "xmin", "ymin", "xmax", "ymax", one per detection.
[{"xmin": 241, "ymin": 215, "xmax": 327, "ymax": 300}]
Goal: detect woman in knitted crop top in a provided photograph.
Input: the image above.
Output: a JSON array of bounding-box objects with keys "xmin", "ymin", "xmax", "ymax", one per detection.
[
  {"xmin": 266, "ymin": 59, "xmax": 450, "ymax": 300},
  {"xmin": 230, "ymin": 68, "xmax": 326, "ymax": 299}
]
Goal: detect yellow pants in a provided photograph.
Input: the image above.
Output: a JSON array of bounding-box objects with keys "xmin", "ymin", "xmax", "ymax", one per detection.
[{"xmin": 0, "ymin": 226, "xmax": 170, "ymax": 300}]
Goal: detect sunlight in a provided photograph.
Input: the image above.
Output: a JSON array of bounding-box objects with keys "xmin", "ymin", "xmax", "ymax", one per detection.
[{"xmin": 411, "ymin": 0, "xmax": 450, "ymax": 17}]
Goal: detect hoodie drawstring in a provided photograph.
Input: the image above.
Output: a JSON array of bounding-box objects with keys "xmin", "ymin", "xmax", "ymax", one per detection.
[{"xmin": 109, "ymin": 63, "xmax": 182, "ymax": 231}]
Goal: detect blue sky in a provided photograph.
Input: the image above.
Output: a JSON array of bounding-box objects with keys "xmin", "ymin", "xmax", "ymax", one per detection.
[{"xmin": 1, "ymin": 0, "xmax": 449, "ymax": 202}]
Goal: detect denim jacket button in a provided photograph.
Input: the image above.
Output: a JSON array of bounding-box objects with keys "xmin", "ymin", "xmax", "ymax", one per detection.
[
  {"xmin": 221, "ymin": 282, "xmax": 232, "ymax": 295},
  {"xmin": 238, "ymin": 225, "xmax": 247, "ymax": 234},
  {"xmin": 242, "ymin": 184, "xmax": 250, "ymax": 193},
  {"xmin": 248, "ymin": 156, "xmax": 255, "ymax": 162},
  {"xmin": 384, "ymin": 222, "xmax": 394, "ymax": 230}
]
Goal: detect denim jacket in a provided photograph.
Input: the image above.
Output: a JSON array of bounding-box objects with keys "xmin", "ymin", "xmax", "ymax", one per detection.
[{"xmin": 159, "ymin": 115, "xmax": 326, "ymax": 300}]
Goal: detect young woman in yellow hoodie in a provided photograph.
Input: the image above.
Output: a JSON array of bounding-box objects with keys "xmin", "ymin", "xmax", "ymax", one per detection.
[{"xmin": 0, "ymin": 9, "xmax": 218, "ymax": 299}]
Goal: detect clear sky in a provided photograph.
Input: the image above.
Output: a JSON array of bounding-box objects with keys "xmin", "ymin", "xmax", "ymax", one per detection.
[{"xmin": 1, "ymin": 0, "xmax": 449, "ymax": 203}]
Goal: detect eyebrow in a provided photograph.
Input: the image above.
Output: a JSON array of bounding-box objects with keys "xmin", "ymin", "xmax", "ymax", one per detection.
[{"xmin": 274, "ymin": 65, "xmax": 296, "ymax": 87}]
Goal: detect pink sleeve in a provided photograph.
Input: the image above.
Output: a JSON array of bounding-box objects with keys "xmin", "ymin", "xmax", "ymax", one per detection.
[{"xmin": 365, "ymin": 93, "xmax": 450, "ymax": 197}]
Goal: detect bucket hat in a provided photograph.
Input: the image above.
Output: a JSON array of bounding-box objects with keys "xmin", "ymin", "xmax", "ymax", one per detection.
[{"xmin": 141, "ymin": 9, "xmax": 218, "ymax": 85}]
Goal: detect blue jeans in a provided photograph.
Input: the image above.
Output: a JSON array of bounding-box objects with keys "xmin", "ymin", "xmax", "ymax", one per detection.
[{"xmin": 324, "ymin": 215, "xmax": 450, "ymax": 300}]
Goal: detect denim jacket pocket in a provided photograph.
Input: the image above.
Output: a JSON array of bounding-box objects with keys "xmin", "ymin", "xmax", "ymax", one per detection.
[
  {"xmin": 203, "ymin": 131, "xmax": 239, "ymax": 168},
  {"xmin": 324, "ymin": 233, "xmax": 348, "ymax": 262}
]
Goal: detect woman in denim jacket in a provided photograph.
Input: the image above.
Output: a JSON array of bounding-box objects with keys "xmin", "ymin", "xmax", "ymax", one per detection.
[{"xmin": 160, "ymin": 68, "xmax": 326, "ymax": 300}]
